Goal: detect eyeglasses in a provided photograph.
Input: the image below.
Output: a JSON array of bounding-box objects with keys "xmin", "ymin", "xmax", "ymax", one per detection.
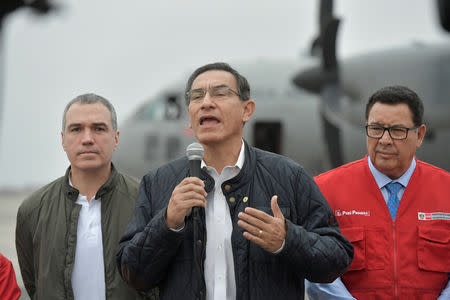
[
  {"xmin": 186, "ymin": 85, "xmax": 240, "ymax": 103},
  {"xmin": 365, "ymin": 124, "xmax": 417, "ymax": 140}
]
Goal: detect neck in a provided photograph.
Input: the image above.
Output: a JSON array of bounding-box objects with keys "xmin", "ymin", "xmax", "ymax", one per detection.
[
  {"xmin": 70, "ymin": 164, "xmax": 111, "ymax": 200},
  {"xmin": 203, "ymin": 139, "xmax": 242, "ymax": 174}
]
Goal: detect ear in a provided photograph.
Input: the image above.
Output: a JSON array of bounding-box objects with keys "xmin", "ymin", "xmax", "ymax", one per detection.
[
  {"xmin": 415, "ymin": 124, "xmax": 426, "ymax": 148},
  {"xmin": 242, "ymin": 99, "xmax": 255, "ymax": 123},
  {"xmin": 114, "ymin": 130, "xmax": 120, "ymax": 150},
  {"xmin": 61, "ymin": 131, "xmax": 66, "ymax": 151}
]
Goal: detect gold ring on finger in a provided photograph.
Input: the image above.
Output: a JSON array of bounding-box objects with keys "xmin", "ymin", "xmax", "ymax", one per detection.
[{"xmin": 259, "ymin": 229, "xmax": 263, "ymax": 237}]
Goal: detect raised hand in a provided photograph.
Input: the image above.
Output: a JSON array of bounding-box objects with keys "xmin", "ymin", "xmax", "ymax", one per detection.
[{"xmin": 237, "ymin": 195, "xmax": 286, "ymax": 253}]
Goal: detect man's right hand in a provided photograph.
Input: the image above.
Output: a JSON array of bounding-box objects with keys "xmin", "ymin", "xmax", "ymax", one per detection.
[{"xmin": 166, "ymin": 177, "xmax": 207, "ymax": 229}]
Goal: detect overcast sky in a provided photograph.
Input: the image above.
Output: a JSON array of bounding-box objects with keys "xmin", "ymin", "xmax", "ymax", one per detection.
[{"xmin": 0, "ymin": 0, "xmax": 448, "ymax": 188}]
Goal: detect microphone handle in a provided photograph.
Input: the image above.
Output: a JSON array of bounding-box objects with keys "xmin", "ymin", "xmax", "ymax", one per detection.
[
  {"xmin": 189, "ymin": 159, "xmax": 202, "ymax": 178},
  {"xmin": 188, "ymin": 159, "xmax": 202, "ymax": 217}
]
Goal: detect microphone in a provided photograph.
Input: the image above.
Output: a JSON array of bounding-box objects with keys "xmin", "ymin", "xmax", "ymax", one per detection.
[
  {"xmin": 186, "ymin": 142, "xmax": 204, "ymax": 217},
  {"xmin": 186, "ymin": 142, "xmax": 204, "ymax": 178}
]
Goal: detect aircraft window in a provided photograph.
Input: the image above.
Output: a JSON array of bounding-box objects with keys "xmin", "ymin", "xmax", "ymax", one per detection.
[
  {"xmin": 165, "ymin": 96, "xmax": 182, "ymax": 120},
  {"xmin": 166, "ymin": 137, "xmax": 181, "ymax": 160},
  {"xmin": 145, "ymin": 135, "xmax": 158, "ymax": 160},
  {"xmin": 254, "ymin": 122, "xmax": 282, "ymax": 154},
  {"xmin": 135, "ymin": 98, "xmax": 165, "ymax": 121}
]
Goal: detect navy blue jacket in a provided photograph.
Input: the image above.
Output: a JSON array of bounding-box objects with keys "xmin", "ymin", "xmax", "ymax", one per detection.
[{"xmin": 117, "ymin": 142, "xmax": 353, "ymax": 300}]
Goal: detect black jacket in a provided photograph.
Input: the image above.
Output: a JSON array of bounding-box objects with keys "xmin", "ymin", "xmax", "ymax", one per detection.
[{"xmin": 117, "ymin": 142, "xmax": 353, "ymax": 300}]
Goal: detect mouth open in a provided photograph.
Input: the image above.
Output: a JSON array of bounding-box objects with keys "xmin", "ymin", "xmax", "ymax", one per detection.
[{"xmin": 200, "ymin": 116, "xmax": 220, "ymax": 126}]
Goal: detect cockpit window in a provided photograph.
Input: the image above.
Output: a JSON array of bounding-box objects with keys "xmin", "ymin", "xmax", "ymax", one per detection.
[
  {"xmin": 165, "ymin": 96, "xmax": 182, "ymax": 120},
  {"xmin": 135, "ymin": 98, "xmax": 166, "ymax": 121},
  {"xmin": 135, "ymin": 95, "xmax": 184, "ymax": 121}
]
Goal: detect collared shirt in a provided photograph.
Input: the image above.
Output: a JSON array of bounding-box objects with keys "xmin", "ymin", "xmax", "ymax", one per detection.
[
  {"xmin": 367, "ymin": 155, "xmax": 416, "ymax": 203},
  {"xmin": 203, "ymin": 140, "xmax": 245, "ymax": 300},
  {"xmin": 70, "ymin": 178, "xmax": 105, "ymax": 300}
]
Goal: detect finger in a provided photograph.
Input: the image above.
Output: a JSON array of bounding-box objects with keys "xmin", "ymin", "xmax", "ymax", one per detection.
[
  {"xmin": 242, "ymin": 231, "xmax": 265, "ymax": 246},
  {"xmin": 271, "ymin": 195, "xmax": 284, "ymax": 219},
  {"xmin": 169, "ymin": 196, "xmax": 206, "ymax": 213},
  {"xmin": 237, "ymin": 219, "xmax": 262, "ymax": 237},
  {"xmin": 238, "ymin": 220, "xmax": 265, "ymax": 242},
  {"xmin": 175, "ymin": 181, "xmax": 207, "ymax": 197},
  {"xmin": 179, "ymin": 198, "xmax": 207, "ymax": 209},
  {"xmin": 243, "ymin": 207, "xmax": 273, "ymax": 223},
  {"xmin": 172, "ymin": 197, "xmax": 206, "ymax": 211},
  {"xmin": 238, "ymin": 212, "xmax": 267, "ymax": 230},
  {"xmin": 180, "ymin": 177, "xmax": 205, "ymax": 189},
  {"xmin": 174, "ymin": 189, "xmax": 207, "ymax": 201}
]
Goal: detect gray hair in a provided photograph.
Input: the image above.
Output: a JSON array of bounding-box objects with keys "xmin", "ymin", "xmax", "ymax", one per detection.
[{"xmin": 62, "ymin": 93, "xmax": 118, "ymax": 132}]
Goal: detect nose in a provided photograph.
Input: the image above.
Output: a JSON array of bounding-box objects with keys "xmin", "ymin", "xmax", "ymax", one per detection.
[
  {"xmin": 200, "ymin": 92, "xmax": 215, "ymax": 109},
  {"xmin": 81, "ymin": 128, "xmax": 94, "ymax": 144},
  {"xmin": 378, "ymin": 129, "xmax": 393, "ymax": 145}
]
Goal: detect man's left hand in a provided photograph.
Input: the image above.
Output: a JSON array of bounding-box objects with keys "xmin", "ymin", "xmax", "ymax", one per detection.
[{"xmin": 237, "ymin": 195, "xmax": 286, "ymax": 253}]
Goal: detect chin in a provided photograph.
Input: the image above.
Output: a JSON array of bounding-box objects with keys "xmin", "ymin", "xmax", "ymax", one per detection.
[
  {"xmin": 375, "ymin": 163, "xmax": 399, "ymax": 178},
  {"xmin": 196, "ymin": 134, "xmax": 223, "ymax": 145},
  {"xmin": 73, "ymin": 160, "xmax": 104, "ymax": 170}
]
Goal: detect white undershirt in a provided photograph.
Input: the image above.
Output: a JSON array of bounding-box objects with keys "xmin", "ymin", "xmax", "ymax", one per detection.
[
  {"xmin": 70, "ymin": 178, "xmax": 105, "ymax": 300},
  {"xmin": 203, "ymin": 141, "xmax": 245, "ymax": 300}
]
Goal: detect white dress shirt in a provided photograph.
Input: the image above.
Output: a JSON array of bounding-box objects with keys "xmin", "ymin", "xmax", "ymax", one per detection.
[
  {"xmin": 203, "ymin": 141, "xmax": 245, "ymax": 300},
  {"xmin": 70, "ymin": 178, "xmax": 105, "ymax": 300}
]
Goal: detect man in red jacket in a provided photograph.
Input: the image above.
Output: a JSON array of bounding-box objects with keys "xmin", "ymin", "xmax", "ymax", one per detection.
[
  {"xmin": 306, "ymin": 85, "xmax": 450, "ymax": 299},
  {"xmin": 0, "ymin": 253, "xmax": 21, "ymax": 300}
]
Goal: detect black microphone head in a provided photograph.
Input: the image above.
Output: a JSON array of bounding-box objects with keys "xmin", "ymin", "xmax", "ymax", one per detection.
[{"xmin": 186, "ymin": 142, "xmax": 204, "ymax": 161}]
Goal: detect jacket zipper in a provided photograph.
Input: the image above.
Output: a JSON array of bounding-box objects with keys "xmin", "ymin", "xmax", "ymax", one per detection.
[
  {"xmin": 392, "ymin": 220, "xmax": 398, "ymax": 299},
  {"xmin": 200, "ymin": 229, "xmax": 207, "ymax": 300}
]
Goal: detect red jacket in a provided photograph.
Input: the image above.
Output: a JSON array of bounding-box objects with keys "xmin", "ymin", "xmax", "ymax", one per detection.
[
  {"xmin": 0, "ymin": 253, "xmax": 21, "ymax": 300},
  {"xmin": 315, "ymin": 157, "xmax": 450, "ymax": 299}
]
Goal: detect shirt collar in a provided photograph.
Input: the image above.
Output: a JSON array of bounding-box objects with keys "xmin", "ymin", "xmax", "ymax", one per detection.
[
  {"xmin": 368, "ymin": 156, "xmax": 416, "ymax": 189},
  {"xmin": 201, "ymin": 140, "xmax": 245, "ymax": 170}
]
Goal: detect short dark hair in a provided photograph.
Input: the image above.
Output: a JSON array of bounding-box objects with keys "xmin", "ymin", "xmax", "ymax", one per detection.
[
  {"xmin": 184, "ymin": 62, "xmax": 251, "ymax": 106},
  {"xmin": 62, "ymin": 93, "xmax": 118, "ymax": 132},
  {"xmin": 365, "ymin": 85, "xmax": 424, "ymax": 127}
]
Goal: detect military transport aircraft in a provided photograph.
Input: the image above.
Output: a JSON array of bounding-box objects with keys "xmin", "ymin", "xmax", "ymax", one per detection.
[{"xmin": 113, "ymin": 0, "xmax": 450, "ymax": 180}]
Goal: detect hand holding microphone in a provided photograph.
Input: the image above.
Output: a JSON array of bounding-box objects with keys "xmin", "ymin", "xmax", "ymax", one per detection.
[{"xmin": 165, "ymin": 143, "xmax": 207, "ymax": 230}]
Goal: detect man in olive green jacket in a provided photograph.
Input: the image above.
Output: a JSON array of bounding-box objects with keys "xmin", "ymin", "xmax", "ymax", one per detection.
[{"xmin": 15, "ymin": 94, "xmax": 155, "ymax": 300}]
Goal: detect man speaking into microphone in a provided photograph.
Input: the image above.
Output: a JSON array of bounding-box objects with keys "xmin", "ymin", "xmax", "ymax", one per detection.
[{"xmin": 116, "ymin": 62, "xmax": 353, "ymax": 300}]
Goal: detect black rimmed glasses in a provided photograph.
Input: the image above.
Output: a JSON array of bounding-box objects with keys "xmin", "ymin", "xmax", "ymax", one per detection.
[
  {"xmin": 365, "ymin": 124, "xmax": 417, "ymax": 140},
  {"xmin": 186, "ymin": 85, "xmax": 240, "ymax": 103}
]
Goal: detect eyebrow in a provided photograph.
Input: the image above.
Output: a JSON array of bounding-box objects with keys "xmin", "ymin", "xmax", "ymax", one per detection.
[
  {"xmin": 191, "ymin": 84, "xmax": 229, "ymax": 91},
  {"xmin": 368, "ymin": 122, "xmax": 408, "ymax": 127},
  {"xmin": 67, "ymin": 122, "xmax": 109, "ymax": 129}
]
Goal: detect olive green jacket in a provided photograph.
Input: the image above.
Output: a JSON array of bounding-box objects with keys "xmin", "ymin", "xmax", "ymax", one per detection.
[{"xmin": 16, "ymin": 164, "xmax": 153, "ymax": 300}]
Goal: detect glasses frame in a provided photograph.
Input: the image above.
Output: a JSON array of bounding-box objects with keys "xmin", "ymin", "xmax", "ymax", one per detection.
[
  {"xmin": 186, "ymin": 85, "xmax": 241, "ymax": 104},
  {"xmin": 365, "ymin": 124, "xmax": 417, "ymax": 140}
]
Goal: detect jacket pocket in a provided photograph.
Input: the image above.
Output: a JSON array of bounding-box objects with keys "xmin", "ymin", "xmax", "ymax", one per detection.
[
  {"xmin": 417, "ymin": 224, "xmax": 450, "ymax": 272},
  {"xmin": 341, "ymin": 227, "xmax": 365, "ymax": 271},
  {"xmin": 365, "ymin": 227, "xmax": 387, "ymax": 270}
]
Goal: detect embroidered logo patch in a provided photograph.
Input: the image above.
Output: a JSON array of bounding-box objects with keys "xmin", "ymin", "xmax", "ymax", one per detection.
[
  {"xmin": 418, "ymin": 212, "xmax": 450, "ymax": 221},
  {"xmin": 335, "ymin": 210, "xmax": 370, "ymax": 217}
]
